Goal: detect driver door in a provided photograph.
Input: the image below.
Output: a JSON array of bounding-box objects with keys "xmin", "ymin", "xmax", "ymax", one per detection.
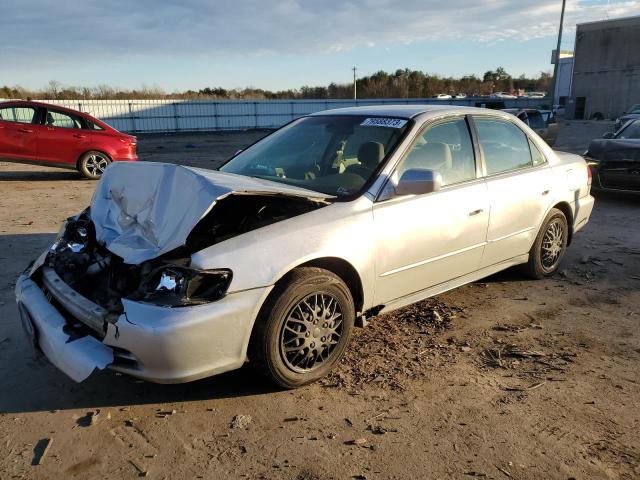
[{"xmin": 372, "ymin": 116, "xmax": 489, "ymax": 305}]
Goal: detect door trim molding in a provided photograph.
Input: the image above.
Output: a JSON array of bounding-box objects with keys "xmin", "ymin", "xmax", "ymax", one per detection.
[{"xmin": 380, "ymin": 241, "xmax": 487, "ymax": 277}]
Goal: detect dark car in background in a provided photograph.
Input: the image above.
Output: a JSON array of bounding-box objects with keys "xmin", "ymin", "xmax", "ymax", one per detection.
[
  {"xmin": 614, "ymin": 104, "xmax": 640, "ymax": 131},
  {"xmin": 0, "ymin": 100, "xmax": 137, "ymax": 179},
  {"xmin": 585, "ymin": 119, "xmax": 640, "ymax": 193},
  {"xmin": 502, "ymin": 108, "xmax": 559, "ymax": 146}
]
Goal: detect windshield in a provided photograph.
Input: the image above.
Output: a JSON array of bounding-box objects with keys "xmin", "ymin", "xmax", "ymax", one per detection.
[
  {"xmin": 617, "ymin": 120, "xmax": 640, "ymax": 139},
  {"xmin": 220, "ymin": 115, "xmax": 410, "ymax": 197}
]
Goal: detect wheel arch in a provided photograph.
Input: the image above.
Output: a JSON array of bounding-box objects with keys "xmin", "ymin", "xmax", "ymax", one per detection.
[{"xmin": 259, "ymin": 256, "xmax": 365, "ymax": 318}]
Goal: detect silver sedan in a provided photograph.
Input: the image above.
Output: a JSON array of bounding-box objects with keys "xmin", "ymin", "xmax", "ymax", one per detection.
[{"xmin": 16, "ymin": 105, "xmax": 594, "ymax": 388}]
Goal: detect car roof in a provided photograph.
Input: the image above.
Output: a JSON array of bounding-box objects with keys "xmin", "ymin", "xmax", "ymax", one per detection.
[
  {"xmin": 502, "ymin": 108, "xmax": 541, "ymax": 114},
  {"xmin": 308, "ymin": 104, "xmax": 503, "ymax": 119},
  {"xmin": 0, "ymin": 99, "xmax": 114, "ymax": 130},
  {"xmin": 0, "ymin": 99, "xmax": 83, "ymax": 115}
]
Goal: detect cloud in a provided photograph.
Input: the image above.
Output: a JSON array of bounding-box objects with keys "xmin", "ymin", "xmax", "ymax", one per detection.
[{"xmin": 1, "ymin": 0, "xmax": 639, "ymax": 66}]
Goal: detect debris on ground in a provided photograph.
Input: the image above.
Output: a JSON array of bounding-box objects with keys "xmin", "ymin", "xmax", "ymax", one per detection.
[
  {"xmin": 129, "ymin": 459, "xmax": 148, "ymax": 477},
  {"xmin": 345, "ymin": 438, "xmax": 367, "ymax": 446},
  {"xmin": 32, "ymin": 438, "xmax": 53, "ymax": 465},
  {"xmin": 229, "ymin": 415, "xmax": 252, "ymax": 429},
  {"xmin": 323, "ymin": 298, "xmax": 462, "ymax": 390},
  {"xmin": 76, "ymin": 410, "xmax": 111, "ymax": 427}
]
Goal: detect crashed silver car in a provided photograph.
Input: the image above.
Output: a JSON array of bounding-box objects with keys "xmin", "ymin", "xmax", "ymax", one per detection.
[{"xmin": 16, "ymin": 106, "xmax": 594, "ymax": 388}]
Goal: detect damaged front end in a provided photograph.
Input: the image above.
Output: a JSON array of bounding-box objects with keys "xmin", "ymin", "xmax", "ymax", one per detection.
[{"xmin": 16, "ymin": 162, "xmax": 329, "ymax": 383}]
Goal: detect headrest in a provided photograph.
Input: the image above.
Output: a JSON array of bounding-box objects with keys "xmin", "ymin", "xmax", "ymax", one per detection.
[
  {"xmin": 46, "ymin": 113, "xmax": 54, "ymax": 125},
  {"xmin": 357, "ymin": 141, "xmax": 385, "ymax": 169},
  {"xmin": 404, "ymin": 142, "xmax": 452, "ymax": 170}
]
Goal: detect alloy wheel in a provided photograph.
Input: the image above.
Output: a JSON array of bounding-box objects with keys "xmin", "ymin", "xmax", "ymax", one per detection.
[
  {"xmin": 85, "ymin": 154, "xmax": 109, "ymax": 176},
  {"xmin": 280, "ymin": 293, "xmax": 344, "ymax": 373},
  {"xmin": 541, "ymin": 219, "xmax": 564, "ymax": 271}
]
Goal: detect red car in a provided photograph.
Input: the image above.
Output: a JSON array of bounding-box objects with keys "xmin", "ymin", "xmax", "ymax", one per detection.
[{"xmin": 0, "ymin": 100, "xmax": 137, "ymax": 179}]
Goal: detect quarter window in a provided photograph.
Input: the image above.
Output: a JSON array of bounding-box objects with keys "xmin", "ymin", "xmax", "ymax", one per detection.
[
  {"xmin": 0, "ymin": 106, "xmax": 36, "ymax": 124},
  {"xmin": 529, "ymin": 139, "xmax": 546, "ymax": 166},
  {"xmin": 45, "ymin": 110, "xmax": 82, "ymax": 129},
  {"xmin": 397, "ymin": 118, "xmax": 476, "ymax": 186},
  {"xmin": 474, "ymin": 118, "xmax": 533, "ymax": 175}
]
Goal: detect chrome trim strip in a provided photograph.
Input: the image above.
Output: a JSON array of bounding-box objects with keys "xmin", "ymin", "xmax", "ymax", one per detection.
[
  {"xmin": 380, "ymin": 242, "xmax": 487, "ymax": 277},
  {"xmin": 488, "ymin": 226, "xmax": 534, "ymax": 243}
]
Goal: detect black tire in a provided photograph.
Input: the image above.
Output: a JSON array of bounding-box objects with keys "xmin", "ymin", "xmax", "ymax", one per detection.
[
  {"xmin": 249, "ymin": 267, "xmax": 355, "ymax": 389},
  {"xmin": 78, "ymin": 151, "xmax": 111, "ymax": 180},
  {"xmin": 523, "ymin": 208, "xmax": 569, "ymax": 279}
]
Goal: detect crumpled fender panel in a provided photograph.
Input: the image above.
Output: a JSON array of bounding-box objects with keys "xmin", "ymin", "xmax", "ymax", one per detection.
[{"xmin": 91, "ymin": 162, "xmax": 330, "ymax": 264}]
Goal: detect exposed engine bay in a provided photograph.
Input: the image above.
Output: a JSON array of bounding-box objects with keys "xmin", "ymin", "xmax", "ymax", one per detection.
[{"xmin": 45, "ymin": 194, "xmax": 325, "ymax": 318}]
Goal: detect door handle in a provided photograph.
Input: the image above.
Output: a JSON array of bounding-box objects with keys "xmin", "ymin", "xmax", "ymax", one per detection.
[
  {"xmin": 468, "ymin": 209, "xmax": 484, "ymax": 216},
  {"xmin": 73, "ymin": 134, "xmax": 86, "ymax": 139},
  {"xmin": 18, "ymin": 128, "xmax": 33, "ymax": 133},
  {"xmin": 541, "ymin": 189, "xmax": 550, "ymax": 196}
]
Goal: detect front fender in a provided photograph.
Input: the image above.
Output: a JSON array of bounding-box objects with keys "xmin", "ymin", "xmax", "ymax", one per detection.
[{"xmin": 190, "ymin": 196, "xmax": 377, "ymax": 310}]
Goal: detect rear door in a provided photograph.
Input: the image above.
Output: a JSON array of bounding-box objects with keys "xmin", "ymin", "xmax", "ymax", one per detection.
[
  {"xmin": 0, "ymin": 105, "xmax": 39, "ymax": 162},
  {"xmin": 37, "ymin": 108, "xmax": 89, "ymax": 166},
  {"xmin": 472, "ymin": 116, "xmax": 553, "ymax": 268}
]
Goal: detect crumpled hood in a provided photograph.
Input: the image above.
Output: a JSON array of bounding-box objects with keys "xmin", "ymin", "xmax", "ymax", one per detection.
[{"xmin": 91, "ymin": 161, "xmax": 330, "ymax": 264}]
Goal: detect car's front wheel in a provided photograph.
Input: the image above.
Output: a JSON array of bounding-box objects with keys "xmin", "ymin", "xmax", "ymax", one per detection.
[
  {"xmin": 78, "ymin": 151, "xmax": 111, "ymax": 180},
  {"xmin": 250, "ymin": 267, "xmax": 355, "ymax": 388},
  {"xmin": 524, "ymin": 208, "xmax": 569, "ymax": 279}
]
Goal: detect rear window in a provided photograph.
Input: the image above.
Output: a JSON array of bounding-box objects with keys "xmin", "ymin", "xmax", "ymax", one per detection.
[
  {"xmin": 0, "ymin": 106, "xmax": 36, "ymax": 124},
  {"xmin": 84, "ymin": 120, "xmax": 104, "ymax": 130},
  {"xmin": 474, "ymin": 117, "xmax": 533, "ymax": 175},
  {"xmin": 526, "ymin": 111, "xmax": 546, "ymax": 129}
]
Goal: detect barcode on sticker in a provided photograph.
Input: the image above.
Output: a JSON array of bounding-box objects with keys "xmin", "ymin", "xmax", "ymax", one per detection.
[{"xmin": 360, "ymin": 118, "xmax": 408, "ymax": 128}]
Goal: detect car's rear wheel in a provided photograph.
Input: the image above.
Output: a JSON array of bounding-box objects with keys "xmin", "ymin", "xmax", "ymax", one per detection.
[
  {"xmin": 78, "ymin": 151, "xmax": 111, "ymax": 180},
  {"xmin": 523, "ymin": 208, "xmax": 568, "ymax": 279},
  {"xmin": 249, "ymin": 267, "xmax": 355, "ymax": 388}
]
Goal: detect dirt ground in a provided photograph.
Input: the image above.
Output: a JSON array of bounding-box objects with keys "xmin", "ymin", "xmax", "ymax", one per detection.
[{"xmin": 1, "ymin": 121, "xmax": 638, "ymax": 480}]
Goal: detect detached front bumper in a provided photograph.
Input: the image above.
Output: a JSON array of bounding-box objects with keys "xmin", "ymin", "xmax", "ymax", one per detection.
[{"xmin": 16, "ymin": 264, "xmax": 271, "ymax": 384}]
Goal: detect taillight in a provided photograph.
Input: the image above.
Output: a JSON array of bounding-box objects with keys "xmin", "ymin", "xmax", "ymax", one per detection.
[
  {"xmin": 586, "ymin": 164, "xmax": 592, "ymax": 192},
  {"xmin": 120, "ymin": 137, "xmax": 137, "ymax": 149}
]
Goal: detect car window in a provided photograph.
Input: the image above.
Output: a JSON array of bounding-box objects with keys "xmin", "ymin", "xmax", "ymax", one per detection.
[
  {"xmin": 220, "ymin": 115, "xmax": 409, "ymax": 197},
  {"xmin": 0, "ymin": 106, "xmax": 36, "ymax": 124},
  {"xmin": 397, "ymin": 118, "xmax": 476, "ymax": 186},
  {"xmin": 526, "ymin": 111, "xmax": 546, "ymax": 129},
  {"xmin": 84, "ymin": 120, "xmax": 105, "ymax": 131},
  {"xmin": 45, "ymin": 109, "xmax": 82, "ymax": 129},
  {"xmin": 475, "ymin": 117, "xmax": 533, "ymax": 175},
  {"xmin": 617, "ymin": 120, "xmax": 640, "ymax": 139},
  {"xmin": 529, "ymin": 139, "xmax": 546, "ymax": 166}
]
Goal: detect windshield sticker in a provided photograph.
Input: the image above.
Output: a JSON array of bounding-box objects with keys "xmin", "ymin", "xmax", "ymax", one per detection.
[{"xmin": 360, "ymin": 117, "xmax": 408, "ymax": 128}]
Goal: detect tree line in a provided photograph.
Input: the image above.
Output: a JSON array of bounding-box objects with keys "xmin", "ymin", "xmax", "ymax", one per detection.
[{"xmin": 2, "ymin": 67, "xmax": 550, "ymax": 101}]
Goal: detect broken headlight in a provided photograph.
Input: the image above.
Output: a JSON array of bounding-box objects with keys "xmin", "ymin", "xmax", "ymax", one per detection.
[
  {"xmin": 50, "ymin": 210, "xmax": 94, "ymax": 254},
  {"xmin": 141, "ymin": 266, "xmax": 232, "ymax": 307}
]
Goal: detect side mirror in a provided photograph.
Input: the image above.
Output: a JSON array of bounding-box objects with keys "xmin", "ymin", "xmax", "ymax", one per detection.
[
  {"xmin": 602, "ymin": 132, "xmax": 615, "ymax": 139},
  {"xmin": 396, "ymin": 169, "xmax": 442, "ymax": 196}
]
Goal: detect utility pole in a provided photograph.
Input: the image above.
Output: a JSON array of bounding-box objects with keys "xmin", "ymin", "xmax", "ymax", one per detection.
[
  {"xmin": 352, "ymin": 67, "xmax": 357, "ymax": 100},
  {"xmin": 549, "ymin": 0, "xmax": 567, "ymax": 108}
]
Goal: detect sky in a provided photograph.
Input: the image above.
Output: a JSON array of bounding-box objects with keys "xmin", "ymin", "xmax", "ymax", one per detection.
[{"xmin": 1, "ymin": 0, "xmax": 639, "ymax": 92}]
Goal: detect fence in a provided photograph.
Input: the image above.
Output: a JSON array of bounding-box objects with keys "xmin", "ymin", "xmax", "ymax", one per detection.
[{"xmin": 1, "ymin": 97, "xmax": 550, "ymax": 133}]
